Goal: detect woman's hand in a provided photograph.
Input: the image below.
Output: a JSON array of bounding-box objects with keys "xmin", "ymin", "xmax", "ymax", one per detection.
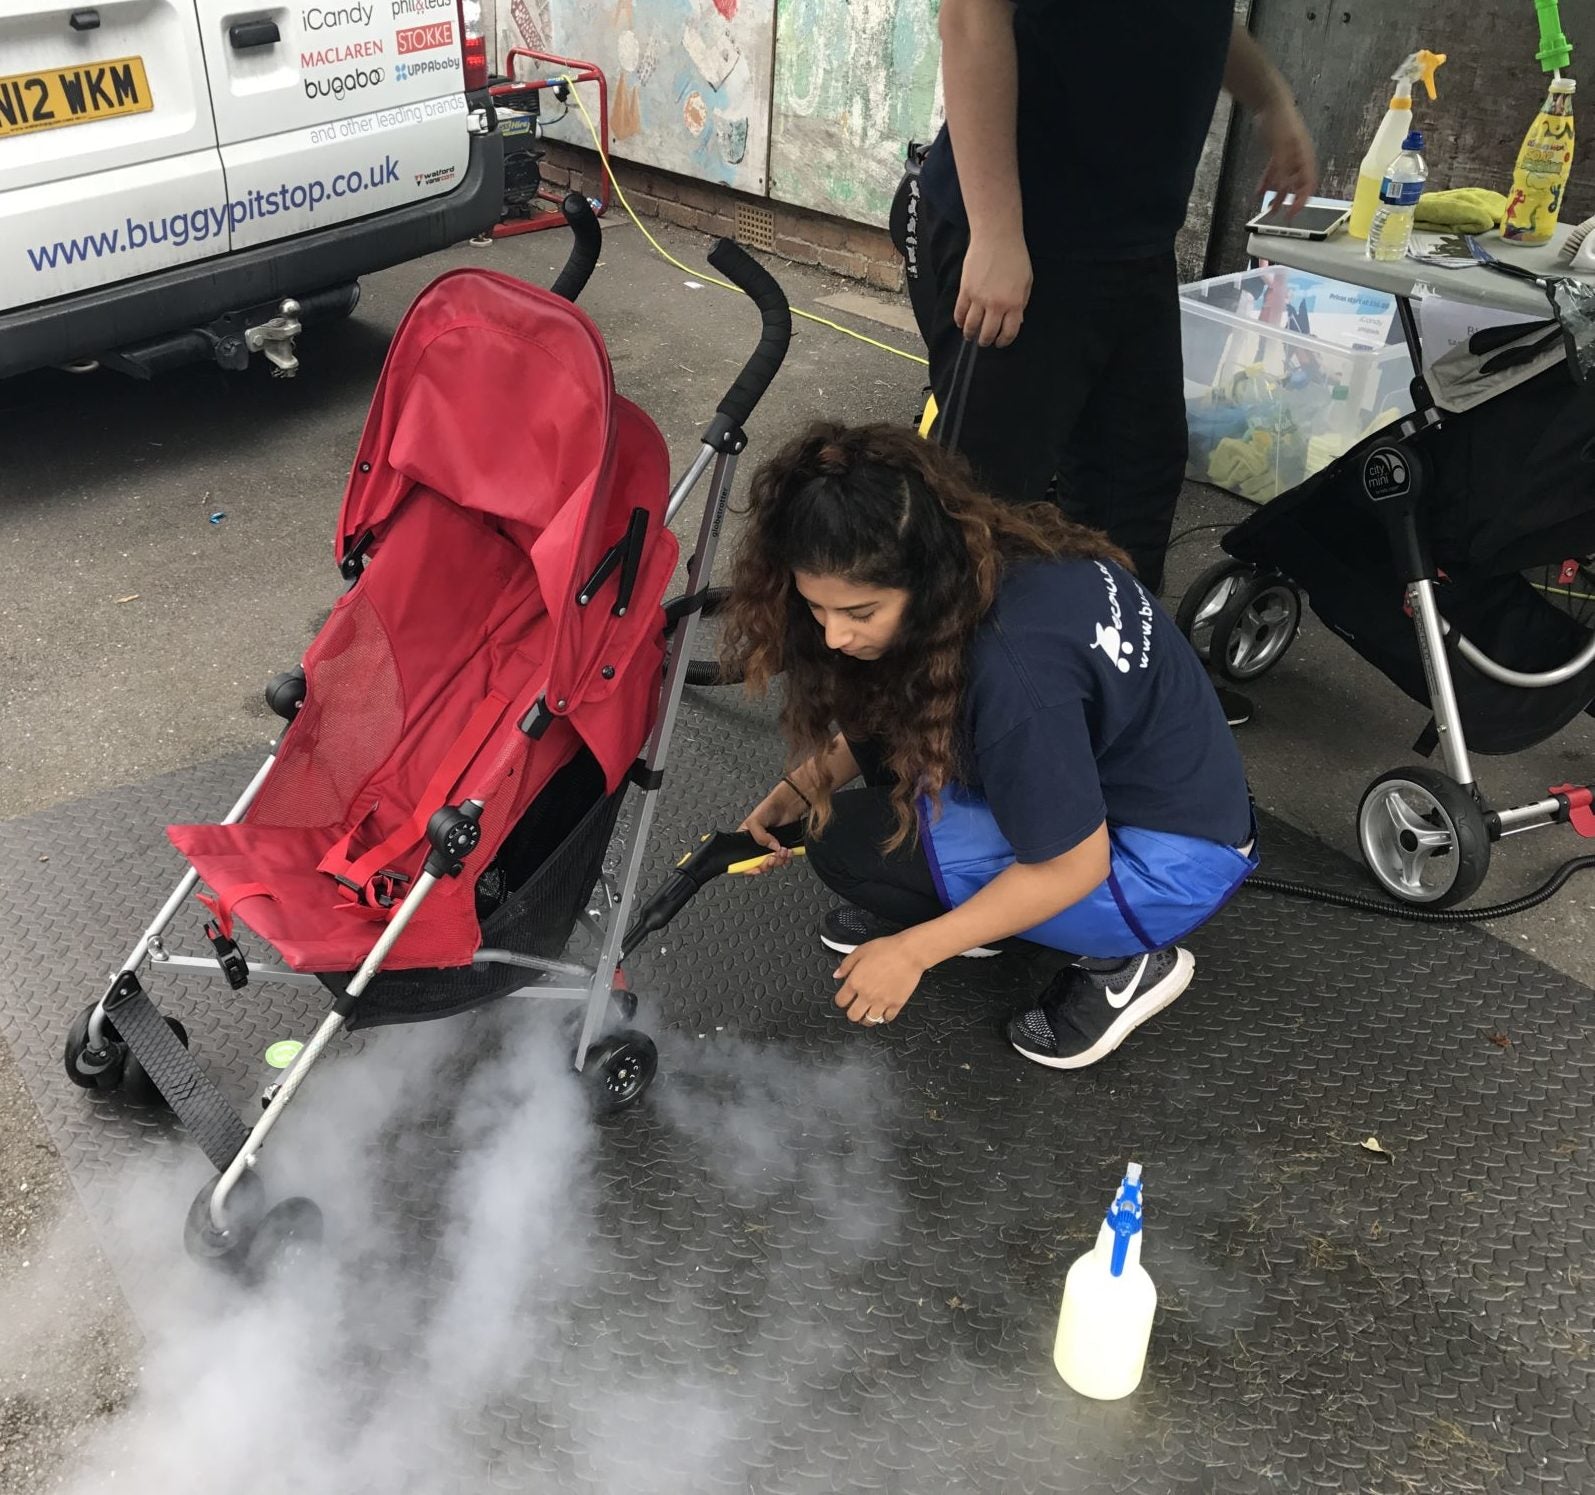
[
  {"xmin": 832, "ymin": 934, "xmax": 928, "ymax": 1026},
  {"xmin": 736, "ymin": 778, "xmax": 807, "ymax": 876}
]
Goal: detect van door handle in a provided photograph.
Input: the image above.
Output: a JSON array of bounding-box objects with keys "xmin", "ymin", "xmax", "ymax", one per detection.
[
  {"xmin": 228, "ymin": 18, "xmax": 280, "ymax": 47},
  {"xmin": 68, "ymin": 9, "xmax": 100, "ymax": 28}
]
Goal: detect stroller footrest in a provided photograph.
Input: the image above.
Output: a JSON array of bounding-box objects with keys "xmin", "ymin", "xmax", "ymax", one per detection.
[{"xmin": 103, "ymin": 973, "xmax": 250, "ymax": 1173}]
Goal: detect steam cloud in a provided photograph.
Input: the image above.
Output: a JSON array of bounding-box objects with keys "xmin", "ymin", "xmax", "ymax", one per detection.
[{"xmin": 32, "ymin": 998, "xmax": 930, "ymax": 1495}]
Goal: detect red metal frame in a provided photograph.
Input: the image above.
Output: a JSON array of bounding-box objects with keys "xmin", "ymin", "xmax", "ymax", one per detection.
[{"xmin": 488, "ymin": 49, "xmax": 611, "ymax": 238}]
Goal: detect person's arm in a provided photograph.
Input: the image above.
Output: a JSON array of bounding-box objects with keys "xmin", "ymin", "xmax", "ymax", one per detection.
[
  {"xmin": 1223, "ymin": 23, "xmax": 1319, "ymax": 214},
  {"xmin": 905, "ymin": 825, "xmax": 1108, "ymax": 963},
  {"xmin": 737, "ymin": 733, "xmax": 862, "ymax": 873},
  {"xmin": 939, "ymin": 0, "xmax": 1031, "ymax": 348},
  {"xmin": 830, "ymin": 824, "xmax": 1110, "ymax": 1024}
]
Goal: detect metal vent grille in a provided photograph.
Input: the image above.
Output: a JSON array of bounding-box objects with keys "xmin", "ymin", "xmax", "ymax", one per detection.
[{"xmin": 734, "ymin": 202, "xmax": 775, "ymax": 252}]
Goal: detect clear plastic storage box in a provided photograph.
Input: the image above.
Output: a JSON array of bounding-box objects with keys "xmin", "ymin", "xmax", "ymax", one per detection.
[{"xmin": 1180, "ymin": 264, "xmax": 1415, "ymax": 503}]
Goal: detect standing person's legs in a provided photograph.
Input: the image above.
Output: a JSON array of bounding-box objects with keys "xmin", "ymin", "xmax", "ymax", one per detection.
[
  {"xmin": 1051, "ymin": 254, "xmax": 1189, "ymax": 596},
  {"xmin": 1048, "ymin": 254, "xmax": 1253, "ymax": 723},
  {"xmin": 913, "ymin": 200, "xmax": 1102, "ymax": 503}
]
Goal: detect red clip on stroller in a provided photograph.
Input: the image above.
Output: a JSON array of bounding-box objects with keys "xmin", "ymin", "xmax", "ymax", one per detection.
[{"xmin": 60, "ymin": 197, "xmax": 793, "ymax": 1269}]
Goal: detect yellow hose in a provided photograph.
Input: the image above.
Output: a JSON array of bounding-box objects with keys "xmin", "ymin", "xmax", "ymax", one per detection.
[{"xmin": 560, "ymin": 77, "xmax": 929, "ymax": 370}]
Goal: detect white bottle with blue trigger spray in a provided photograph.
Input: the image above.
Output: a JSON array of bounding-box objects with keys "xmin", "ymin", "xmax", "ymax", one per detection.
[{"xmin": 1053, "ymin": 1161, "xmax": 1157, "ymax": 1399}]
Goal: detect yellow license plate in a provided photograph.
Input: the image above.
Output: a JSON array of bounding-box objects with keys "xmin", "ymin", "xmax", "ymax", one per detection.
[{"xmin": 0, "ymin": 56, "xmax": 152, "ymax": 139}]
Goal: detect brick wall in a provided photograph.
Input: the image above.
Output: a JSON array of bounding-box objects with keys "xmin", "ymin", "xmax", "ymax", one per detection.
[{"xmin": 538, "ymin": 142, "xmax": 906, "ymax": 294}]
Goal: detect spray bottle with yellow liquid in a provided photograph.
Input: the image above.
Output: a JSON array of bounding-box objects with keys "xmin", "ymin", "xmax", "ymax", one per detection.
[
  {"xmin": 1349, "ymin": 51, "xmax": 1447, "ymax": 240},
  {"xmin": 1503, "ymin": 0, "xmax": 1576, "ymax": 245}
]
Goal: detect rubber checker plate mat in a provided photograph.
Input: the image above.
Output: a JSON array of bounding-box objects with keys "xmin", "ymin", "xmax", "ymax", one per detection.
[{"xmin": 1, "ymin": 687, "xmax": 1592, "ymax": 1494}]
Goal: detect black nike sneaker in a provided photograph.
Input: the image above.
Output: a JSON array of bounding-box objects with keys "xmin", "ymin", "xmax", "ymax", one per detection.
[
  {"xmin": 1007, "ymin": 949, "xmax": 1195, "ymax": 1069},
  {"xmin": 819, "ymin": 904, "xmax": 1001, "ymax": 958}
]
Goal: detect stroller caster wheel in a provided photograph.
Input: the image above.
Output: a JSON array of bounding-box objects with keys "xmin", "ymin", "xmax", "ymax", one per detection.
[
  {"xmin": 244, "ymin": 1197, "xmax": 324, "ymax": 1284},
  {"xmin": 1175, "ymin": 560, "xmax": 1254, "ymax": 664},
  {"xmin": 583, "ymin": 1029, "xmax": 657, "ymax": 1115},
  {"xmin": 1208, "ymin": 572, "xmax": 1302, "ymax": 683},
  {"xmin": 184, "ymin": 1169, "xmax": 267, "ymax": 1266},
  {"xmin": 1358, "ymin": 768, "xmax": 1491, "ymax": 909},
  {"xmin": 63, "ymin": 1003, "xmax": 126, "ymax": 1091},
  {"xmin": 63, "ymin": 1005, "xmax": 188, "ymax": 1105}
]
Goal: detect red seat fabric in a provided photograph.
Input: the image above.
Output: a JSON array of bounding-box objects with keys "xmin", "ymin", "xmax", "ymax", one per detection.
[{"xmin": 168, "ymin": 271, "xmax": 678, "ymax": 974}]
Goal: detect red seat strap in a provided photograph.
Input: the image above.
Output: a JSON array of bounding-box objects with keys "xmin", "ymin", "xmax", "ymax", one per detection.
[
  {"xmin": 314, "ymin": 801, "xmax": 381, "ymax": 886},
  {"xmin": 319, "ymin": 691, "xmax": 510, "ymax": 905},
  {"xmin": 197, "ymin": 883, "xmax": 276, "ymax": 942},
  {"xmin": 1551, "ymin": 784, "xmax": 1595, "ymax": 838}
]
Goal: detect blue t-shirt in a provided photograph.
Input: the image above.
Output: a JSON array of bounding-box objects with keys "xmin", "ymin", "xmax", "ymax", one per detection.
[{"xmin": 961, "ymin": 558, "xmax": 1252, "ymax": 860}]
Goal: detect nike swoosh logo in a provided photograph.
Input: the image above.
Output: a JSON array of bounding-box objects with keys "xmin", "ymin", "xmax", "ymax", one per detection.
[{"xmin": 1105, "ymin": 956, "xmax": 1150, "ymax": 1009}]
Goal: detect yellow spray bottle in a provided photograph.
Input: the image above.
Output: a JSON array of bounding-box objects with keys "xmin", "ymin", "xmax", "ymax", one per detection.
[
  {"xmin": 1349, "ymin": 51, "xmax": 1447, "ymax": 241},
  {"xmin": 1503, "ymin": 0, "xmax": 1575, "ymax": 245}
]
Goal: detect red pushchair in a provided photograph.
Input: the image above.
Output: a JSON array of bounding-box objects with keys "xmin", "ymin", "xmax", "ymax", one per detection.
[{"xmin": 60, "ymin": 198, "xmax": 793, "ymax": 1273}]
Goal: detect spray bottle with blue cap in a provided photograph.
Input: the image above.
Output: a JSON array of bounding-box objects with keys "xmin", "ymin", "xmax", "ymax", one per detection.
[{"xmin": 1053, "ymin": 1161, "xmax": 1158, "ymax": 1399}]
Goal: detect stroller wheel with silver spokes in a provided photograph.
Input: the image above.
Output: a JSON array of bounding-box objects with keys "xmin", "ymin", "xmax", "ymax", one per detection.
[
  {"xmin": 1357, "ymin": 768, "xmax": 1491, "ymax": 909},
  {"xmin": 1175, "ymin": 560, "xmax": 1254, "ymax": 664},
  {"xmin": 1208, "ymin": 573, "xmax": 1302, "ymax": 683}
]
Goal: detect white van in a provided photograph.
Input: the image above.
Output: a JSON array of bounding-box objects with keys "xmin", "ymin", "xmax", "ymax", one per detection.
[{"xmin": 0, "ymin": 0, "xmax": 504, "ymax": 377}]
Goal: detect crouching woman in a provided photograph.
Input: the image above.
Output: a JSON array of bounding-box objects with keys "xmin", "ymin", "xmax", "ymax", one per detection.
[{"xmin": 721, "ymin": 422, "xmax": 1257, "ymax": 1070}]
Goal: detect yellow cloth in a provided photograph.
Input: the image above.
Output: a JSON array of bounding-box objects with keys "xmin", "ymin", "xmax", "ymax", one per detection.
[
  {"xmin": 1208, "ymin": 434, "xmax": 1279, "ymax": 501},
  {"xmin": 1414, "ymin": 188, "xmax": 1509, "ymax": 234}
]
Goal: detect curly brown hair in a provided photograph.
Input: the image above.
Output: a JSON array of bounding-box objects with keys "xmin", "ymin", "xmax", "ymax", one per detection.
[{"xmin": 720, "ymin": 421, "xmax": 1130, "ymax": 851}]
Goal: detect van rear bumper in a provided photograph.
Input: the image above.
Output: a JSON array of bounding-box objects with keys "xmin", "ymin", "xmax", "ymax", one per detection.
[{"xmin": 0, "ymin": 128, "xmax": 504, "ymax": 380}]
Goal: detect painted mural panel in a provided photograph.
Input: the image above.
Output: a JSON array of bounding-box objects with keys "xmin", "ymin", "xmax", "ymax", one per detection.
[
  {"xmin": 496, "ymin": 0, "xmax": 775, "ymax": 193},
  {"xmin": 769, "ymin": 0, "xmax": 942, "ymax": 223}
]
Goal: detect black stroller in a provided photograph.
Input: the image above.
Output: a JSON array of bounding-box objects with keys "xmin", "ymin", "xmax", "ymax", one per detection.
[{"xmin": 1177, "ymin": 330, "xmax": 1595, "ymax": 908}]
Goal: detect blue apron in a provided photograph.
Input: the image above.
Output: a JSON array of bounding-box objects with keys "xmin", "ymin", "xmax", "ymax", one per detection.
[{"xmin": 917, "ymin": 787, "xmax": 1258, "ymax": 959}]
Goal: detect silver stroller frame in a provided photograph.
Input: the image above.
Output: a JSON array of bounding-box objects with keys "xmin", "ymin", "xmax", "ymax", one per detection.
[{"xmin": 64, "ymin": 208, "xmax": 793, "ymax": 1263}]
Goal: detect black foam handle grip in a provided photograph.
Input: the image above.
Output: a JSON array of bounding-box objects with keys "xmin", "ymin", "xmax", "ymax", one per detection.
[
  {"xmin": 706, "ymin": 238, "xmax": 792, "ymax": 431},
  {"xmin": 550, "ymin": 193, "xmax": 602, "ymax": 303}
]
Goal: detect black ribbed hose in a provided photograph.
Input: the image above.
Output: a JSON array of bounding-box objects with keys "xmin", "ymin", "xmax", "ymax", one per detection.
[{"xmin": 1243, "ymin": 857, "xmax": 1595, "ymax": 924}]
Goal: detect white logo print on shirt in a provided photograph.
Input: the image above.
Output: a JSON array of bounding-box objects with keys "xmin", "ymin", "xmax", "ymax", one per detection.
[
  {"xmin": 1092, "ymin": 621, "xmax": 1134, "ymax": 672},
  {"xmin": 1091, "ymin": 562, "xmax": 1154, "ymax": 674}
]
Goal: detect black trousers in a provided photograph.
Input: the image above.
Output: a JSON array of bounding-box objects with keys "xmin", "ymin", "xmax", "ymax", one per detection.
[
  {"xmin": 914, "ymin": 200, "xmax": 1190, "ymax": 596},
  {"xmin": 805, "ymin": 739, "xmax": 949, "ymax": 929}
]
